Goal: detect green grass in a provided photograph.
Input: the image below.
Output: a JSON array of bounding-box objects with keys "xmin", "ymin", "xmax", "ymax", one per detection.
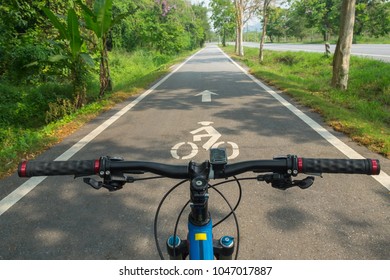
[
  {"xmin": 353, "ymin": 35, "xmax": 390, "ymax": 44},
  {"xmin": 223, "ymin": 46, "xmax": 390, "ymax": 158},
  {"xmin": 249, "ymin": 35, "xmax": 390, "ymax": 44},
  {"xmin": 0, "ymin": 49, "xmax": 197, "ymax": 178}
]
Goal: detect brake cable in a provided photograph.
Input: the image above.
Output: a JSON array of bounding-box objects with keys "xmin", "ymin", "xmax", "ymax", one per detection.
[{"xmin": 153, "ymin": 179, "xmax": 188, "ymax": 260}]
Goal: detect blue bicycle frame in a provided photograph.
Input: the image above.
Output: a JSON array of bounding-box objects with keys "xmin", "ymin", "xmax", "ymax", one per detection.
[
  {"xmin": 165, "ymin": 158, "xmax": 236, "ymax": 260},
  {"xmin": 188, "ymin": 219, "xmax": 214, "ymax": 260}
]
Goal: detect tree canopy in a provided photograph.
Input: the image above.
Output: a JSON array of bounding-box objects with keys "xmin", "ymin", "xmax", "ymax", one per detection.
[{"xmin": 0, "ymin": 0, "xmax": 210, "ymax": 86}]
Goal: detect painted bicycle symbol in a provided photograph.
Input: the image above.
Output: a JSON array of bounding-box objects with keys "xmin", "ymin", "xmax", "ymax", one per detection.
[{"xmin": 170, "ymin": 121, "xmax": 239, "ymax": 160}]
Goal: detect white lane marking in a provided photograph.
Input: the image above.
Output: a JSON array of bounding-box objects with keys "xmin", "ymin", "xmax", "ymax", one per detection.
[
  {"xmin": 0, "ymin": 49, "xmax": 206, "ymax": 217},
  {"xmin": 218, "ymin": 47, "xmax": 390, "ymax": 191},
  {"xmin": 0, "ymin": 177, "xmax": 47, "ymax": 217}
]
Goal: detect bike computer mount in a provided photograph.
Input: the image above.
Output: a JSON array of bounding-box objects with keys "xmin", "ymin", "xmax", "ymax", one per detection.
[
  {"xmin": 209, "ymin": 148, "xmax": 227, "ymax": 179},
  {"xmin": 210, "ymin": 147, "xmax": 228, "ymax": 165}
]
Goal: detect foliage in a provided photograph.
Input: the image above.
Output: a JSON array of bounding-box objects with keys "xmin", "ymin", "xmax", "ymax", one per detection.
[
  {"xmin": 0, "ymin": 48, "xmax": 193, "ymax": 178},
  {"xmin": 110, "ymin": 0, "xmax": 209, "ymax": 54},
  {"xmin": 355, "ymin": 0, "xmax": 390, "ymax": 37},
  {"xmin": 0, "ymin": 0, "xmax": 209, "ymax": 83},
  {"xmin": 285, "ymin": 0, "xmax": 390, "ymax": 41},
  {"xmin": 287, "ymin": 0, "xmax": 340, "ymax": 42},
  {"xmin": 0, "ymin": 0, "xmax": 210, "ymax": 178},
  {"xmin": 0, "ymin": 0, "xmax": 67, "ymax": 83},
  {"xmin": 0, "ymin": 0, "xmax": 210, "ymax": 109},
  {"xmin": 209, "ymin": 0, "xmax": 236, "ymax": 46},
  {"xmin": 224, "ymin": 46, "xmax": 390, "ymax": 158},
  {"xmin": 77, "ymin": 0, "xmax": 134, "ymax": 97},
  {"xmin": 42, "ymin": 6, "xmax": 94, "ymax": 108},
  {"xmin": 266, "ymin": 7, "xmax": 288, "ymax": 42}
]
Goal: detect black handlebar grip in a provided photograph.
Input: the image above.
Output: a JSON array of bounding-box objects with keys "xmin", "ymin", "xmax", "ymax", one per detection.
[
  {"xmin": 298, "ymin": 158, "xmax": 380, "ymax": 175},
  {"xmin": 18, "ymin": 160, "xmax": 99, "ymax": 177}
]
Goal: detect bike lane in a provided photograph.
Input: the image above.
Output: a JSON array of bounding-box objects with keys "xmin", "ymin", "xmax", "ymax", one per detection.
[{"xmin": 0, "ymin": 44, "xmax": 389, "ymax": 260}]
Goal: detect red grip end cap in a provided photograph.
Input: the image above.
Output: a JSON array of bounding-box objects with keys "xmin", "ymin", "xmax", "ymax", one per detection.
[
  {"xmin": 297, "ymin": 158, "xmax": 303, "ymax": 173},
  {"xmin": 371, "ymin": 159, "xmax": 380, "ymax": 175},
  {"xmin": 19, "ymin": 161, "xmax": 27, "ymax": 177},
  {"xmin": 94, "ymin": 159, "xmax": 100, "ymax": 174}
]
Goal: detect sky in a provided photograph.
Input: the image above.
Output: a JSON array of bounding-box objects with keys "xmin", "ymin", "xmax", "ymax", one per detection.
[
  {"xmin": 190, "ymin": 0, "xmax": 262, "ymax": 31},
  {"xmin": 190, "ymin": 0, "xmax": 210, "ymax": 7}
]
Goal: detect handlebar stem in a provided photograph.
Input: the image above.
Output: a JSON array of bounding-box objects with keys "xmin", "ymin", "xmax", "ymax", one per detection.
[{"xmin": 188, "ymin": 161, "xmax": 211, "ymax": 226}]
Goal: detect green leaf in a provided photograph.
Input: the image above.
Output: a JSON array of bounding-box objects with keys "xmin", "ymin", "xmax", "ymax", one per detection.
[
  {"xmin": 48, "ymin": 54, "xmax": 68, "ymax": 62},
  {"xmin": 76, "ymin": 0, "xmax": 98, "ymax": 33},
  {"xmin": 95, "ymin": 0, "xmax": 113, "ymax": 38},
  {"xmin": 42, "ymin": 7, "xmax": 68, "ymax": 40},
  {"xmin": 80, "ymin": 53, "xmax": 96, "ymax": 68},
  {"xmin": 67, "ymin": 8, "xmax": 82, "ymax": 58},
  {"xmin": 24, "ymin": 62, "xmax": 39, "ymax": 68},
  {"xmin": 111, "ymin": 12, "xmax": 129, "ymax": 28}
]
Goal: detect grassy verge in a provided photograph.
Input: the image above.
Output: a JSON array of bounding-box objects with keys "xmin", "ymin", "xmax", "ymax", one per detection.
[
  {"xmin": 0, "ymin": 49, "xmax": 197, "ymax": 179},
  {"xmin": 222, "ymin": 46, "xmax": 389, "ymax": 158}
]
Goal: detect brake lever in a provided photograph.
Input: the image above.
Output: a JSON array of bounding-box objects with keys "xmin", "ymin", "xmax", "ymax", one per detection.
[
  {"xmin": 292, "ymin": 176, "xmax": 315, "ymax": 189},
  {"xmin": 83, "ymin": 174, "xmax": 135, "ymax": 192},
  {"xmin": 84, "ymin": 178, "xmax": 102, "ymax": 190}
]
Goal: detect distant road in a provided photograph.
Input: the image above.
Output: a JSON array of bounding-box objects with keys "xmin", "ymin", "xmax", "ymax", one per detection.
[{"xmin": 239, "ymin": 42, "xmax": 390, "ymax": 62}]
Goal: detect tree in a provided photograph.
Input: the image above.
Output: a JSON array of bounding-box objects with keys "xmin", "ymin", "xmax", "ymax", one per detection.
[
  {"xmin": 234, "ymin": 0, "xmax": 261, "ymax": 56},
  {"xmin": 190, "ymin": 4, "xmax": 211, "ymax": 48},
  {"xmin": 77, "ymin": 0, "xmax": 133, "ymax": 97},
  {"xmin": 210, "ymin": 0, "xmax": 236, "ymax": 47},
  {"xmin": 126, "ymin": 0, "xmax": 208, "ymax": 54},
  {"xmin": 331, "ymin": 0, "xmax": 356, "ymax": 90},
  {"xmin": 234, "ymin": 0, "xmax": 244, "ymax": 56},
  {"xmin": 266, "ymin": 7, "xmax": 288, "ymax": 42},
  {"xmin": 142, "ymin": 0, "xmax": 184, "ymax": 53},
  {"xmin": 0, "ymin": 0, "xmax": 70, "ymax": 83},
  {"xmin": 289, "ymin": 0, "xmax": 340, "ymax": 48},
  {"xmin": 284, "ymin": 4, "xmax": 309, "ymax": 41},
  {"xmin": 43, "ymin": 7, "xmax": 94, "ymax": 108},
  {"xmin": 258, "ymin": 0, "xmax": 272, "ymax": 62},
  {"xmin": 365, "ymin": 0, "xmax": 390, "ymax": 37},
  {"xmin": 355, "ymin": 0, "xmax": 390, "ymax": 38}
]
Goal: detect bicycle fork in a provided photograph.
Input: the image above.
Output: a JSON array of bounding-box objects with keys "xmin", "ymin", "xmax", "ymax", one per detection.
[
  {"xmin": 166, "ymin": 223, "xmax": 235, "ymax": 260},
  {"xmin": 166, "ymin": 160, "xmax": 235, "ymax": 260}
]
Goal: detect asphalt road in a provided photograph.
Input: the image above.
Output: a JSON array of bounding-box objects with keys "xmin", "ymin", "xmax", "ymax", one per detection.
[
  {"xmin": 240, "ymin": 42, "xmax": 390, "ymax": 62},
  {"xmin": 0, "ymin": 44, "xmax": 389, "ymax": 260}
]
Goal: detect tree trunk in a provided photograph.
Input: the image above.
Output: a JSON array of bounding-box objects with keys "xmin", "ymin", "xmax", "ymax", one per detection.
[
  {"xmin": 222, "ymin": 27, "xmax": 226, "ymax": 47},
  {"xmin": 238, "ymin": 23, "xmax": 244, "ymax": 56},
  {"xmin": 235, "ymin": 25, "xmax": 239, "ymax": 54},
  {"xmin": 331, "ymin": 0, "xmax": 356, "ymax": 90},
  {"xmin": 99, "ymin": 36, "xmax": 112, "ymax": 98},
  {"xmin": 259, "ymin": 0, "xmax": 271, "ymax": 62},
  {"xmin": 72, "ymin": 60, "xmax": 86, "ymax": 109},
  {"xmin": 235, "ymin": 0, "xmax": 244, "ymax": 56},
  {"xmin": 75, "ymin": 85, "xmax": 86, "ymax": 109}
]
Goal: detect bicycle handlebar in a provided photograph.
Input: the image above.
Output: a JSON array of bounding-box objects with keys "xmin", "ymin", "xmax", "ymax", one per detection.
[
  {"xmin": 18, "ymin": 156, "xmax": 381, "ymax": 178},
  {"xmin": 16, "ymin": 155, "xmax": 381, "ymax": 261}
]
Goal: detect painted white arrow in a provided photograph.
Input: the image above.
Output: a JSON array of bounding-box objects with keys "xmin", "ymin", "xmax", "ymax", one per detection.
[{"xmin": 195, "ymin": 90, "xmax": 218, "ymax": 102}]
